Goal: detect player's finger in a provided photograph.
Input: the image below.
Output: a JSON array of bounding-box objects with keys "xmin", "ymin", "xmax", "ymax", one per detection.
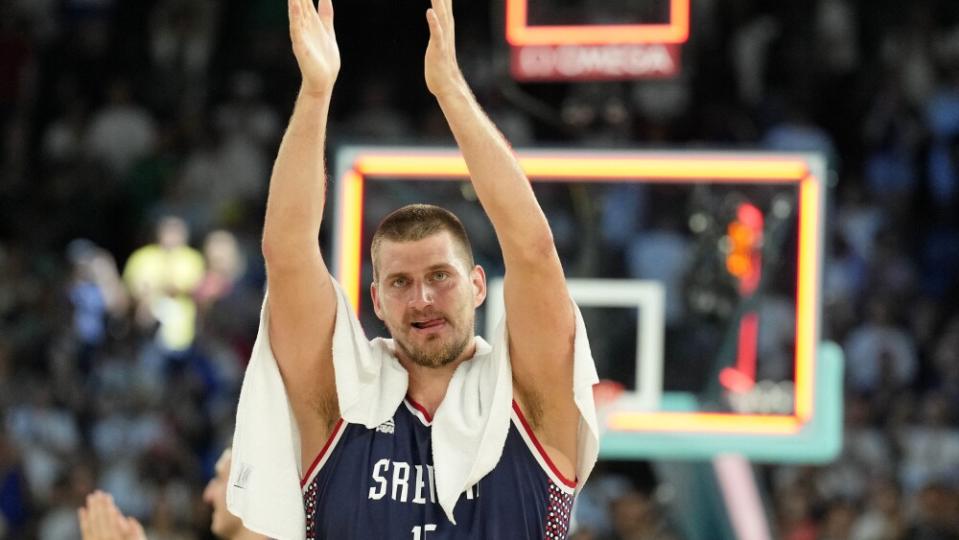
[
  {"xmin": 301, "ymin": 0, "xmax": 317, "ymax": 19},
  {"xmin": 430, "ymin": 0, "xmax": 452, "ymax": 45},
  {"xmin": 289, "ymin": 0, "xmax": 303, "ymax": 37},
  {"xmin": 318, "ymin": 0, "xmax": 334, "ymax": 27},
  {"xmin": 291, "ymin": 0, "xmax": 306, "ymax": 23},
  {"xmin": 292, "ymin": 0, "xmax": 311, "ymax": 43},
  {"xmin": 443, "ymin": 0, "xmax": 454, "ymax": 27},
  {"xmin": 430, "ymin": 0, "xmax": 443, "ymax": 24},
  {"xmin": 294, "ymin": 0, "xmax": 310, "ymax": 27},
  {"xmin": 426, "ymin": 9, "xmax": 444, "ymax": 43},
  {"xmin": 448, "ymin": 0, "xmax": 457, "ymax": 37}
]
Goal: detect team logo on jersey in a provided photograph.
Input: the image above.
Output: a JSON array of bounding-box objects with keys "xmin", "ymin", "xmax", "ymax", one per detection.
[{"xmin": 376, "ymin": 418, "xmax": 395, "ymax": 435}]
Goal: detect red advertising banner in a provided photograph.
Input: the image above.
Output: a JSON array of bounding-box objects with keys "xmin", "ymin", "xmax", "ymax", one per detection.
[{"xmin": 511, "ymin": 43, "xmax": 681, "ymax": 81}]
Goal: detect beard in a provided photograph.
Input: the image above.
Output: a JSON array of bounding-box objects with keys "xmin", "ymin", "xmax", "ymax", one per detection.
[{"xmin": 389, "ymin": 311, "xmax": 474, "ymax": 369}]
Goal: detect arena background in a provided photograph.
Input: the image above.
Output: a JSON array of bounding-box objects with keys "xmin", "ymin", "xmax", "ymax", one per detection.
[{"xmin": 2, "ymin": 0, "xmax": 959, "ymax": 538}]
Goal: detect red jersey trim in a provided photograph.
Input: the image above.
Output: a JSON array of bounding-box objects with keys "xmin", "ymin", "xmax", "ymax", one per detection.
[
  {"xmin": 301, "ymin": 419, "xmax": 345, "ymax": 488},
  {"xmin": 511, "ymin": 401, "xmax": 578, "ymax": 489},
  {"xmin": 404, "ymin": 397, "xmax": 434, "ymax": 425}
]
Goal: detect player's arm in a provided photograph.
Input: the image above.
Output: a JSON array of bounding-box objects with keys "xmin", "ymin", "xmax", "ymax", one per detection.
[
  {"xmin": 261, "ymin": 0, "xmax": 341, "ymax": 471},
  {"xmin": 424, "ymin": 0, "xmax": 578, "ymax": 476}
]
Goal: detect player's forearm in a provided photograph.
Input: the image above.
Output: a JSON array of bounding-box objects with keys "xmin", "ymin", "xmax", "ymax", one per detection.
[
  {"xmin": 262, "ymin": 90, "xmax": 333, "ymax": 265},
  {"xmin": 436, "ymin": 86, "xmax": 556, "ymax": 261}
]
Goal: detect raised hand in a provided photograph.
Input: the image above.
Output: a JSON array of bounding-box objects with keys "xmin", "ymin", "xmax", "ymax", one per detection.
[
  {"xmin": 78, "ymin": 491, "xmax": 148, "ymax": 540},
  {"xmin": 289, "ymin": 0, "xmax": 340, "ymax": 97},
  {"xmin": 425, "ymin": 0, "xmax": 467, "ymax": 98}
]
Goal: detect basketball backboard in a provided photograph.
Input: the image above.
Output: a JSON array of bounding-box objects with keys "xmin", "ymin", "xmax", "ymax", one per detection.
[{"xmin": 331, "ymin": 146, "xmax": 842, "ymax": 463}]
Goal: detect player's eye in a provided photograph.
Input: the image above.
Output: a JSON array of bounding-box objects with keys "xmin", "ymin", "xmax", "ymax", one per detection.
[
  {"xmin": 431, "ymin": 271, "xmax": 449, "ymax": 282},
  {"xmin": 391, "ymin": 277, "xmax": 408, "ymax": 288}
]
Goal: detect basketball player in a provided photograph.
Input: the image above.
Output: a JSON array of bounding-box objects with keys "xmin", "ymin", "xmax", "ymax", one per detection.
[
  {"xmin": 258, "ymin": 0, "xmax": 595, "ymax": 536},
  {"xmin": 78, "ymin": 449, "xmax": 266, "ymax": 540}
]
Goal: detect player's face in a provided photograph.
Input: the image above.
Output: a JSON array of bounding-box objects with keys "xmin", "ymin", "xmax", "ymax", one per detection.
[
  {"xmin": 372, "ymin": 232, "xmax": 486, "ymax": 369},
  {"xmin": 202, "ymin": 450, "xmax": 243, "ymax": 537}
]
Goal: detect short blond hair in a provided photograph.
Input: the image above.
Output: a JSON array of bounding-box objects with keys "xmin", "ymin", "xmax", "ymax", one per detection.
[{"xmin": 370, "ymin": 204, "xmax": 474, "ymax": 281}]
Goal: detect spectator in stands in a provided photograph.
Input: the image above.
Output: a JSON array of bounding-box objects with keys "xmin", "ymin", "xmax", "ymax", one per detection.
[
  {"xmin": 84, "ymin": 79, "xmax": 158, "ymax": 178},
  {"xmin": 925, "ymin": 71, "xmax": 959, "ymax": 216},
  {"xmin": 0, "ymin": 433, "xmax": 30, "ymax": 538},
  {"xmin": 906, "ymin": 482, "xmax": 959, "ymax": 538},
  {"xmin": 67, "ymin": 239, "xmax": 129, "ymax": 371},
  {"xmin": 0, "ymin": 6, "xmax": 35, "ymax": 169},
  {"xmin": 932, "ymin": 316, "xmax": 959, "ymax": 410},
  {"xmin": 851, "ymin": 478, "xmax": 907, "ymax": 540},
  {"xmin": 5, "ymin": 382, "xmax": 81, "ymax": 506},
  {"xmin": 817, "ymin": 499, "xmax": 857, "ymax": 540},
  {"xmin": 194, "ymin": 230, "xmax": 246, "ymax": 312},
  {"xmin": 123, "ymin": 215, "xmax": 205, "ymax": 353},
  {"xmin": 602, "ymin": 488, "xmax": 680, "ymax": 540},
  {"xmin": 816, "ymin": 393, "xmax": 893, "ymax": 502},
  {"xmin": 897, "ymin": 392, "xmax": 959, "ymax": 493},
  {"xmin": 843, "ymin": 297, "xmax": 918, "ymax": 396},
  {"xmin": 149, "ymin": 0, "xmax": 219, "ymax": 110}
]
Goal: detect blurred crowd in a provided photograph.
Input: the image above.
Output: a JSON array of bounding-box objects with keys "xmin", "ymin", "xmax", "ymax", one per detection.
[{"xmin": 1, "ymin": 0, "xmax": 959, "ymax": 539}]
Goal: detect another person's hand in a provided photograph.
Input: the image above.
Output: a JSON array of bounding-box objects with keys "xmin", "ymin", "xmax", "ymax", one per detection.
[
  {"xmin": 78, "ymin": 491, "xmax": 148, "ymax": 540},
  {"xmin": 289, "ymin": 0, "xmax": 340, "ymax": 97},
  {"xmin": 424, "ymin": 0, "xmax": 468, "ymax": 98}
]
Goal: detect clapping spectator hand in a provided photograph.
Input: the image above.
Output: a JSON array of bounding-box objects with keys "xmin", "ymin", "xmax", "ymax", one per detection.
[{"xmin": 78, "ymin": 491, "xmax": 148, "ymax": 540}]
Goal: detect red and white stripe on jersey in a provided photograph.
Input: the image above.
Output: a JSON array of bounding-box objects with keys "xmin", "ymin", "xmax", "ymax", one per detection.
[
  {"xmin": 510, "ymin": 401, "xmax": 577, "ymax": 495},
  {"xmin": 404, "ymin": 398, "xmax": 434, "ymax": 426},
  {"xmin": 301, "ymin": 419, "xmax": 346, "ymax": 490}
]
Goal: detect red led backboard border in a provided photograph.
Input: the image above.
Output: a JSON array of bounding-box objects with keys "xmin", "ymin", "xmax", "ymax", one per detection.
[
  {"xmin": 332, "ymin": 149, "xmax": 822, "ymax": 436},
  {"xmin": 505, "ymin": 0, "xmax": 690, "ymax": 46}
]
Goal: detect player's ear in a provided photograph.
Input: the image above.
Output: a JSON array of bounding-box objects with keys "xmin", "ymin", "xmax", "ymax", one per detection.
[
  {"xmin": 371, "ymin": 281, "xmax": 385, "ymax": 320},
  {"xmin": 471, "ymin": 265, "xmax": 486, "ymax": 308}
]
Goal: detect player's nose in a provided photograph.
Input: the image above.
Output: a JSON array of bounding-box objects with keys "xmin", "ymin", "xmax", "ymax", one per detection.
[{"xmin": 408, "ymin": 281, "xmax": 434, "ymax": 309}]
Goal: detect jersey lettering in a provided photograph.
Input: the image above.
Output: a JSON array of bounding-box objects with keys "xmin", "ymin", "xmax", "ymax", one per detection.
[
  {"xmin": 368, "ymin": 459, "xmax": 389, "ymax": 500},
  {"xmin": 307, "ymin": 401, "xmax": 576, "ymax": 538},
  {"xmin": 426, "ymin": 464, "xmax": 436, "ymax": 503},
  {"xmin": 391, "ymin": 462, "xmax": 410, "ymax": 502},
  {"xmin": 411, "ymin": 524, "xmax": 437, "ymax": 539},
  {"xmin": 412, "ymin": 465, "xmax": 427, "ymax": 504},
  {"xmin": 368, "ymin": 461, "xmax": 448, "ymax": 505}
]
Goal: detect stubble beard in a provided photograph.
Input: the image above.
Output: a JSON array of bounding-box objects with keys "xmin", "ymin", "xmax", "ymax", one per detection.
[{"xmin": 391, "ymin": 312, "xmax": 475, "ymax": 369}]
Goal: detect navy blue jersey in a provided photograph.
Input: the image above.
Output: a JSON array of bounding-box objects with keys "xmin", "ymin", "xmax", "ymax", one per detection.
[{"xmin": 301, "ymin": 399, "xmax": 576, "ymax": 539}]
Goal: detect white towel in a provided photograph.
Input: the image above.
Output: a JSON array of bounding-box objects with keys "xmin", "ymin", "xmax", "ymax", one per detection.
[{"xmin": 228, "ymin": 279, "xmax": 599, "ymax": 539}]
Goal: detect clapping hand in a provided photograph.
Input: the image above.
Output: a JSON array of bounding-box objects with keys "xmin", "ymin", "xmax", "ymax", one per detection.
[
  {"xmin": 289, "ymin": 0, "xmax": 340, "ymax": 97},
  {"xmin": 78, "ymin": 491, "xmax": 148, "ymax": 540},
  {"xmin": 424, "ymin": 0, "xmax": 467, "ymax": 99}
]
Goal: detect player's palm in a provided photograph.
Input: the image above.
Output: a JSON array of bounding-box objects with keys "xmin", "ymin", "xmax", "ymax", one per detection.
[
  {"xmin": 425, "ymin": 0, "xmax": 466, "ymax": 97},
  {"xmin": 289, "ymin": 0, "xmax": 340, "ymax": 96}
]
